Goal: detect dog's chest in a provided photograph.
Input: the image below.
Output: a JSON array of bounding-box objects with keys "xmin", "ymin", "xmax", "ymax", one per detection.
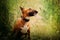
[{"xmin": 20, "ymin": 24, "xmax": 29, "ymax": 33}]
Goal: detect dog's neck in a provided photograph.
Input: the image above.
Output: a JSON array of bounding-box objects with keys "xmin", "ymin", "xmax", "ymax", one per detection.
[{"xmin": 21, "ymin": 16, "xmax": 30, "ymax": 22}]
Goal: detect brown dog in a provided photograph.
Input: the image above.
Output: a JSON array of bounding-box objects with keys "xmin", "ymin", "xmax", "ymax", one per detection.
[{"xmin": 12, "ymin": 7, "xmax": 38, "ymax": 40}]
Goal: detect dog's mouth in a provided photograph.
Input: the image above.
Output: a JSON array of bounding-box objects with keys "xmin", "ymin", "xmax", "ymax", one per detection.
[{"xmin": 28, "ymin": 10, "xmax": 38, "ymax": 16}]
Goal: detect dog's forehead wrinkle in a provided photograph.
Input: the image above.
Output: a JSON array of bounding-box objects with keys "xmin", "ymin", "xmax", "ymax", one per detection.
[
  {"xmin": 24, "ymin": 9, "xmax": 35, "ymax": 13},
  {"xmin": 27, "ymin": 10, "xmax": 34, "ymax": 14}
]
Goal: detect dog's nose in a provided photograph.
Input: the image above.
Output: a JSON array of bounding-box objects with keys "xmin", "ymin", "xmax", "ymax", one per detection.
[{"xmin": 34, "ymin": 10, "xmax": 38, "ymax": 13}]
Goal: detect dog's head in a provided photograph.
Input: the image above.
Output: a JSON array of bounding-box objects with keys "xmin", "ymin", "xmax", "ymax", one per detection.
[{"xmin": 20, "ymin": 7, "xmax": 38, "ymax": 18}]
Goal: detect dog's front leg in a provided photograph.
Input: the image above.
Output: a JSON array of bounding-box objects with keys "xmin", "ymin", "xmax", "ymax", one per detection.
[
  {"xmin": 27, "ymin": 29, "xmax": 31, "ymax": 40},
  {"xmin": 27, "ymin": 24, "xmax": 31, "ymax": 40}
]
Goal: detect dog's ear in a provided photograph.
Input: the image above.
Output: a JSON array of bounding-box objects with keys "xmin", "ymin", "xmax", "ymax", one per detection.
[
  {"xmin": 29, "ymin": 8, "xmax": 31, "ymax": 10},
  {"xmin": 20, "ymin": 7, "xmax": 24, "ymax": 14},
  {"xmin": 20, "ymin": 7, "xmax": 24, "ymax": 11}
]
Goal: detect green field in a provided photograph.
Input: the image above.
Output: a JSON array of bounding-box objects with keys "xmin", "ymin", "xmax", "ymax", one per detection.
[{"xmin": 0, "ymin": 0, "xmax": 60, "ymax": 40}]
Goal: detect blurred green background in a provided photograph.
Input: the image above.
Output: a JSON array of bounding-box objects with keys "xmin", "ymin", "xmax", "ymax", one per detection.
[{"xmin": 0, "ymin": 0, "xmax": 60, "ymax": 40}]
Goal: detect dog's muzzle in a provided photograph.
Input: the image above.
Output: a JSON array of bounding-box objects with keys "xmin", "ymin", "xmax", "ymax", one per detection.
[{"xmin": 28, "ymin": 10, "xmax": 38, "ymax": 16}]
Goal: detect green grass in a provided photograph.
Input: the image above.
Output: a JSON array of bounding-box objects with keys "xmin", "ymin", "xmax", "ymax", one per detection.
[{"xmin": 0, "ymin": 0, "xmax": 60, "ymax": 40}]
